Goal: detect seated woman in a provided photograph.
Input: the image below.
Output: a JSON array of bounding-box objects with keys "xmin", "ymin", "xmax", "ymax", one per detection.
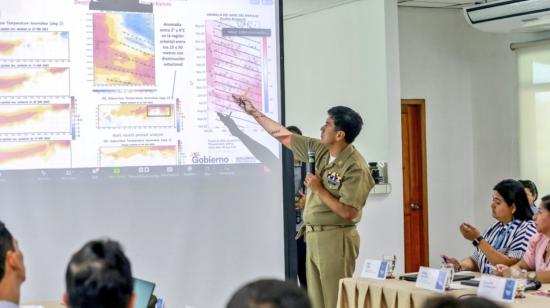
[
  {"xmin": 519, "ymin": 179, "xmax": 538, "ymax": 215},
  {"xmin": 495, "ymin": 195, "xmax": 550, "ymax": 282},
  {"xmin": 444, "ymin": 179, "xmax": 536, "ymax": 273}
]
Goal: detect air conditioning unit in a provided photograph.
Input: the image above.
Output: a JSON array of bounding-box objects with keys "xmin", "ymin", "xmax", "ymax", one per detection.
[{"xmin": 464, "ymin": 0, "xmax": 550, "ymax": 33}]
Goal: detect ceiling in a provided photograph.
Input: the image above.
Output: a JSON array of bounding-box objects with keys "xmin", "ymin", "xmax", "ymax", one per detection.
[{"xmin": 283, "ymin": 0, "xmax": 359, "ymax": 18}]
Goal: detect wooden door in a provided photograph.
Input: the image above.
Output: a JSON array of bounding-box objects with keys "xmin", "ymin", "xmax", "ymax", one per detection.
[{"xmin": 401, "ymin": 99, "xmax": 429, "ymax": 272}]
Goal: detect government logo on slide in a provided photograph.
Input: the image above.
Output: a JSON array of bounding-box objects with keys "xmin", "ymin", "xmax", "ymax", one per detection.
[{"xmin": 191, "ymin": 153, "xmax": 230, "ymax": 164}]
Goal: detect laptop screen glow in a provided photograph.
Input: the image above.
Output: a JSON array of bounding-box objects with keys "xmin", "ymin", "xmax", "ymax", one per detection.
[{"xmin": 133, "ymin": 278, "xmax": 155, "ymax": 308}]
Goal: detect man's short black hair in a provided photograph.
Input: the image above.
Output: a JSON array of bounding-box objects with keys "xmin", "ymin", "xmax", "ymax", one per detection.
[
  {"xmin": 65, "ymin": 239, "xmax": 133, "ymax": 308},
  {"xmin": 286, "ymin": 126, "xmax": 302, "ymax": 136},
  {"xmin": 226, "ymin": 279, "xmax": 311, "ymax": 308},
  {"xmin": 0, "ymin": 221, "xmax": 15, "ymax": 281},
  {"xmin": 327, "ymin": 106, "xmax": 363, "ymax": 143}
]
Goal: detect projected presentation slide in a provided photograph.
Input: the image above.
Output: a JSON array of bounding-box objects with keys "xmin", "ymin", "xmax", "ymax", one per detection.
[{"xmin": 0, "ymin": 0, "xmax": 281, "ymax": 177}]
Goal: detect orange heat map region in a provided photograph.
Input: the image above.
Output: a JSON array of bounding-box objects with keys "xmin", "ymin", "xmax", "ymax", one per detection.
[
  {"xmin": 0, "ymin": 32, "xmax": 69, "ymax": 60},
  {"xmin": 93, "ymin": 12, "xmax": 155, "ymax": 85},
  {"xmin": 0, "ymin": 104, "xmax": 70, "ymax": 127},
  {"xmin": 0, "ymin": 68, "xmax": 69, "ymax": 92},
  {"xmin": 0, "ymin": 40, "xmax": 23, "ymax": 55},
  {"xmin": 110, "ymin": 104, "xmax": 171, "ymax": 117},
  {"xmin": 0, "ymin": 141, "xmax": 70, "ymax": 165},
  {"xmin": 102, "ymin": 146, "xmax": 176, "ymax": 160}
]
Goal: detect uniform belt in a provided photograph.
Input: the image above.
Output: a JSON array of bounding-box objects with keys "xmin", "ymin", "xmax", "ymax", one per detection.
[{"xmin": 305, "ymin": 225, "xmax": 353, "ymax": 232}]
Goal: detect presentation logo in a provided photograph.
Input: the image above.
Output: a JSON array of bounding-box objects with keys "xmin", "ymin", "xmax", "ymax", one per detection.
[{"xmin": 191, "ymin": 153, "xmax": 229, "ymax": 164}]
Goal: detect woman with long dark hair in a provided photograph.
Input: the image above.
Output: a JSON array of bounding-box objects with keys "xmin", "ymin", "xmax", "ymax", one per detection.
[{"xmin": 443, "ymin": 179, "xmax": 536, "ymax": 273}]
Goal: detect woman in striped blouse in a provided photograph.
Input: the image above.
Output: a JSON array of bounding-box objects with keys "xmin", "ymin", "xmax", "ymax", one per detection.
[{"xmin": 444, "ymin": 179, "xmax": 536, "ymax": 273}]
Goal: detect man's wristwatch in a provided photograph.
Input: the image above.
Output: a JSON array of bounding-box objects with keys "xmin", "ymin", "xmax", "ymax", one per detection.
[
  {"xmin": 472, "ymin": 235, "xmax": 484, "ymax": 247},
  {"xmin": 527, "ymin": 271, "xmax": 537, "ymax": 281}
]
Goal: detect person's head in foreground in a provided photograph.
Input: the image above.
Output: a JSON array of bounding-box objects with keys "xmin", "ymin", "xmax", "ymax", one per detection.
[
  {"xmin": 64, "ymin": 239, "xmax": 135, "ymax": 308},
  {"xmin": 226, "ymin": 279, "xmax": 311, "ymax": 308},
  {"xmin": 0, "ymin": 221, "xmax": 26, "ymax": 305},
  {"xmin": 423, "ymin": 295, "xmax": 503, "ymax": 308}
]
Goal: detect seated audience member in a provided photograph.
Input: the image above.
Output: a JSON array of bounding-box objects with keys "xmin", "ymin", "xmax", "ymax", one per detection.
[
  {"xmin": 495, "ymin": 195, "xmax": 550, "ymax": 282},
  {"xmin": 519, "ymin": 179, "xmax": 539, "ymax": 214},
  {"xmin": 444, "ymin": 179, "xmax": 536, "ymax": 273},
  {"xmin": 0, "ymin": 222, "xmax": 25, "ymax": 308},
  {"xmin": 64, "ymin": 239, "xmax": 135, "ymax": 308},
  {"xmin": 226, "ymin": 279, "xmax": 311, "ymax": 308},
  {"xmin": 423, "ymin": 296, "xmax": 502, "ymax": 308}
]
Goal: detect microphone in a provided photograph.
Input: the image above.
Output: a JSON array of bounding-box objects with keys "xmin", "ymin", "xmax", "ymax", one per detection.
[
  {"xmin": 307, "ymin": 150, "xmax": 315, "ymax": 175},
  {"xmin": 525, "ymin": 280, "xmax": 541, "ymax": 291}
]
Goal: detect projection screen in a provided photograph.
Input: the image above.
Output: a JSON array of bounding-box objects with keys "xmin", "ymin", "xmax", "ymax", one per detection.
[{"xmin": 0, "ymin": 1, "xmax": 285, "ymax": 307}]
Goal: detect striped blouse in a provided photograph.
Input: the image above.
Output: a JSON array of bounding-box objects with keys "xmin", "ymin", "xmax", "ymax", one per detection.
[{"xmin": 472, "ymin": 219, "xmax": 537, "ymax": 273}]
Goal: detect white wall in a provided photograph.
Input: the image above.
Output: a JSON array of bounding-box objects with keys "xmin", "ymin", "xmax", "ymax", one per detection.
[
  {"xmin": 399, "ymin": 6, "xmax": 475, "ymax": 268},
  {"xmin": 284, "ymin": 0, "xmax": 405, "ymax": 273},
  {"xmin": 283, "ymin": 0, "xmax": 388, "ymax": 162},
  {"xmin": 399, "ymin": 7, "xmax": 550, "ymax": 266}
]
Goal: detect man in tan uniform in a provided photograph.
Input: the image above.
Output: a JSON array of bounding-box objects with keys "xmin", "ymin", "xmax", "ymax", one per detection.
[{"xmin": 233, "ymin": 95, "xmax": 374, "ymax": 308}]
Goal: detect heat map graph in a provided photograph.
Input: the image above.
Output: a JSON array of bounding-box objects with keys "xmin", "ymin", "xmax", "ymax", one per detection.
[
  {"xmin": 93, "ymin": 12, "xmax": 155, "ymax": 86},
  {"xmin": 98, "ymin": 104, "xmax": 173, "ymax": 128},
  {"xmin": 0, "ymin": 68, "xmax": 70, "ymax": 97},
  {"xmin": 0, "ymin": 32, "xmax": 70, "ymax": 60},
  {"xmin": 99, "ymin": 145, "xmax": 177, "ymax": 167},
  {"xmin": 0, "ymin": 140, "xmax": 71, "ymax": 170},
  {"xmin": 205, "ymin": 20, "xmax": 265, "ymax": 114},
  {"xmin": 0, "ymin": 104, "xmax": 71, "ymax": 134}
]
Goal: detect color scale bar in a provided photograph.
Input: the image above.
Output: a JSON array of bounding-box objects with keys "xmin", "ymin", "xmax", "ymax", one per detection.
[
  {"xmin": 71, "ymin": 97, "xmax": 76, "ymax": 140},
  {"xmin": 262, "ymin": 36, "xmax": 269, "ymax": 113}
]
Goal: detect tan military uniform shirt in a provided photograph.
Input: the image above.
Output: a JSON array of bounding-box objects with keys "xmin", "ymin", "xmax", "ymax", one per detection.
[{"xmin": 290, "ymin": 134, "xmax": 374, "ymax": 226}]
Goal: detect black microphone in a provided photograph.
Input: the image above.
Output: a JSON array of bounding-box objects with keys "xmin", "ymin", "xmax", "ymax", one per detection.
[
  {"xmin": 525, "ymin": 280, "xmax": 541, "ymax": 291},
  {"xmin": 307, "ymin": 150, "xmax": 315, "ymax": 175}
]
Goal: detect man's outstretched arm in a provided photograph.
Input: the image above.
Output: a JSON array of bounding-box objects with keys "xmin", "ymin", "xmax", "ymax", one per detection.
[{"xmin": 233, "ymin": 94, "xmax": 292, "ymax": 147}]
